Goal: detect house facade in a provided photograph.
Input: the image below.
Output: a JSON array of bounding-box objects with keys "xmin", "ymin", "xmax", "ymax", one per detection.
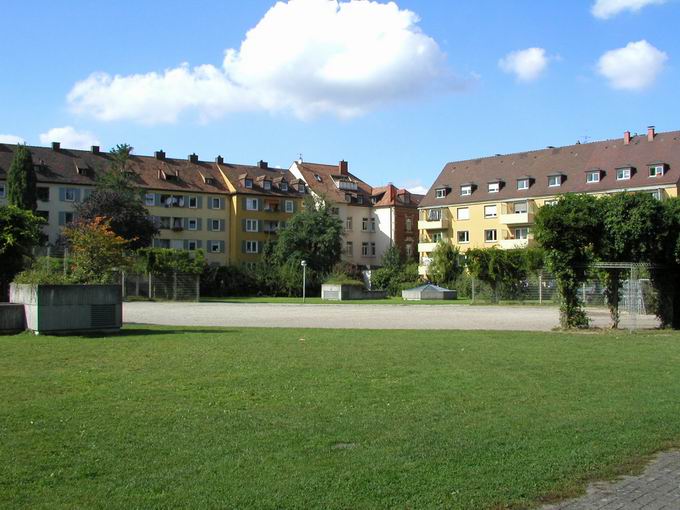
[
  {"xmin": 371, "ymin": 184, "xmax": 422, "ymax": 262},
  {"xmin": 417, "ymin": 127, "xmax": 680, "ymax": 276}
]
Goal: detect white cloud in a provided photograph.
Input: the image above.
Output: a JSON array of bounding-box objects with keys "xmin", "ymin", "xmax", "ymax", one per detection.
[
  {"xmin": 67, "ymin": 0, "xmax": 458, "ymax": 123},
  {"xmin": 498, "ymin": 48, "xmax": 550, "ymax": 82},
  {"xmin": 39, "ymin": 126, "xmax": 100, "ymax": 150},
  {"xmin": 597, "ymin": 40, "xmax": 668, "ymax": 91},
  {"xmin": 592, "ymin": 0, "xmax": 666, "ymax": 19},
  {"xmin": 400, "ymin": 179, "xmax": 429, "ymax": 195},
  {"xmin": 0, "ymin": 134, "xmax": 26, "ymax": 144}
]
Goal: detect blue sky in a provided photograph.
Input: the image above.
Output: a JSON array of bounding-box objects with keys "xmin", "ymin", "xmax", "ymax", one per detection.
[{"xmin": 1, "ymin": 0, "xmax": 678, "ymax": 193}]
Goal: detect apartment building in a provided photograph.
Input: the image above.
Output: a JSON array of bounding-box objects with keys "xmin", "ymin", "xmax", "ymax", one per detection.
[
  {"xmin": 418, "ymin": 127, "xmax": 680, "ymax": 276},
  {"xmin": 371, "ymin": 184, "xmax": 422, "ymax": 262},
  {"xmin": 217, "ymin": 159, "xmax": 306, "ymax": 267},
  {"xmin": 0, "ymin": 143, "xmax": 231, "ymax": 264}
]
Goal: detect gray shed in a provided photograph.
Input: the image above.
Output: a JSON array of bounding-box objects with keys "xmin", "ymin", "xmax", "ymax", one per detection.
[{"xmin": 402, "ymin": 283, "xmax": 457, "ymax": 301}]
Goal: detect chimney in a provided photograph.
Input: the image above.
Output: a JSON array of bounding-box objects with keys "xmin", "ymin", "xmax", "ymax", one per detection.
[
  {"xmin": 339, "ymin": 160, "xmax": 348, "ymax": 175},
  {"xmin": 51, "ymin": 141, "xmax": 60, "ymax": 151},
  {"xmin": 189, "ymin": 153, "xmax": 199, "ymax": 163},
  {"xmin": 215, "ymin": 155, "xmax": 224, "ymax": 165},
  {"xmin": 258, "ymin": 160, "xmax": 268, "ymax": 169},
  {"xmin": 623, "ymin": 131, "xmax": 631, "ymax": 145},
  {"xmin": 647, "ymin": 126, "xmax": 655, "ymax": 142},
  {"xmin": 154, "ymin": 150, "xmax": 165, "ymax": 160}
]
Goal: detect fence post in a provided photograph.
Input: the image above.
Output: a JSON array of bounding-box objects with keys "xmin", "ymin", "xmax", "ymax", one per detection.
[
  {"xmin": 121, "ymin": 271, "xmax": 126, "ymax": 300},
  {"xmin": 471, "ymin": 277, "xmax": 476, "ymax": 304},
  {"xmin": 195, "ymin": 274, "xmax": 200, "ymax": 302},
  {"xmin": 135, "ymin": 274, "xmax": 140, "ymax": 297},
  {"xmin": 173, "ymin": 271, "xmax": 178, "ymax": 301},
  {"xmin": 582, "ymin": 282, "xmax": 586, "ymax": 304},
  {"xmin": 148, "ymin": 272, "xmax": 153, "ymax": 300},
  {"xmin": 538, "ymin": 271, "xmax": 543, "ymax": 304}
]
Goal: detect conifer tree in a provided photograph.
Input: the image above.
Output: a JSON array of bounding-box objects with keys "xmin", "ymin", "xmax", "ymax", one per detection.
[{"xmin": 7, "ymin": 145, "xmax": 37, "ymax": 211}]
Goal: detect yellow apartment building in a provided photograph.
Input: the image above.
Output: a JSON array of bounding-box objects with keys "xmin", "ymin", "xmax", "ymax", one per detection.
[{"xmin": 417, "ymin": 127, "xmax": 680, "ymax": 276}]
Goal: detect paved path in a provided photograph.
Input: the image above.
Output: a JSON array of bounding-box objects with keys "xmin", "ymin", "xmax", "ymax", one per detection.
[
  {"xmin": 541, "ymin": 450, "xmax": 680, "ymax": 510},
  {"xmin": 124, "ymin": 302, "xmax": 562, "ymax": 331}
]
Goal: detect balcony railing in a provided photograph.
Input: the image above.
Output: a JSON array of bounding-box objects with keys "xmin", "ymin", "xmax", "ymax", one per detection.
[
  {"xmin": 418, "ymin": 209, "xmax": 451, "ymax": 230},
  {"xmin": 499, "ymin": 201, "xmax": 536, "ymax": 225},
  {"xmin": 499, "ymin": 234, "xmax": 536, "ymax": 249}
]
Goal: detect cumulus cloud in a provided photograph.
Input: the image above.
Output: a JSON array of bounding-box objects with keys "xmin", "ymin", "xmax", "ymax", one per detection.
[
  {"xmin": 39, "ymin": 126, "xmax": 100, "ymax": 150},
  {"xmin": 498, "ymin": 48, "xmax": 551, "ymax": 82},
  {"xmin": 597, "ymin": 40, "xmax": 668, "ymax": 91},
  {"xmin": 400, "ymin": 179, "xmax": 429, "ymax": 196},
  {"xmin": 0, "ymin": 134, "xmax": 26, "ymax": 144},
  {"xmin": 67, "ymin": 0, "xmax": 458, "ymax": 123},
  {"xmin": 592, "ymin": 0, "xmax": 666, "ymax": 19}
]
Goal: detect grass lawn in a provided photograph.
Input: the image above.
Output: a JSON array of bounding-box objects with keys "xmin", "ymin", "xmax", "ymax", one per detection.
[
  {"xmin": 2, "ymin": 327, "xmax": 680, "ymax": 509},
  {"xmin": 201, "ymin": 295, "xmax": 475, "ymax": 305}
]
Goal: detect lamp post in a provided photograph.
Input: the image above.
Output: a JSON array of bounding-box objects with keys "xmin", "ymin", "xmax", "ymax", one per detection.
[{"xmin": 301, "ymin": 260, "xmax": 307, "ymax": 303}]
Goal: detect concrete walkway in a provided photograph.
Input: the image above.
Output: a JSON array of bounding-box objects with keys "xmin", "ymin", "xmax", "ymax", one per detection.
[
  {"xmin": 123, "ymin": 301, "xmax": 561, "ymax": 331},
  {"xmin": 541, "ymin": 451, "xmax": 680, "ymax": 510}
]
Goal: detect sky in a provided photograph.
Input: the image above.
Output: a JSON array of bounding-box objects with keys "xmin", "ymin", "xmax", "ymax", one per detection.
[{"xmin": 1, "ymin": 0, "xmax": 678, "ymax": 194}]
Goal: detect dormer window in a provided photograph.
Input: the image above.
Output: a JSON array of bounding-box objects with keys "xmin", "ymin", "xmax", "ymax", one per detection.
[
  {"xmin": 357, "ymin": 195, "xmax": 364, "ymax": 205},
  {"xmin": 314, "ymin": 174, "xmax": 322, "ymax": 182},
  {"xmin": 616, "ymin": 168, "xmax": 631, "ymax": 181},
  {"xmin": 435, "ymin": 188, "xmax": 447, "ymax": 199},
  {"xmin": 245, "ymin": 178, "xmax": 253, "ymax": 188},
  {"xmin": 488, "ymin": 182, "xmax": 500, "ymax": 193},
  {"xmin": 345, "ymin": 193, "xmax": 352, "ymax": 203},
  {"xmin": 460, "ymin": 184, "xmax": 472, "ymax": 196},
  {"xmin": 548, "ymin": 174, "xmax": 563, "ymax": 187},
  {"xmin": 649, "ymin": 164, "xmax": 665, "ymax": 177},
  {"xmin": 298, "ymin": 183, "xmax": 305, "ymax": 193},
  {"xmin": 204, "ymin": 177, "xmax": 215, "ymax": 185},
  {"xmin": 263, "ymin": 180, "xmax": 272, "ymax": 191},
  {"xmin": 517, "ymin": 178, "xmax": 530, "ymax": 190},
  {"xmin": 280, "ymin": 181, "xmax": 288, "ymax": 191},
  {"xmin": 586, "ymin": 170, "xmax": 601, "ymax": 183}
]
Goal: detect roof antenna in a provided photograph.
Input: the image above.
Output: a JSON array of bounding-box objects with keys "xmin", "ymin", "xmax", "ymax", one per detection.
[{"xmin": 297, "ymin": 153, "xmax": 303, "ymax": 164}]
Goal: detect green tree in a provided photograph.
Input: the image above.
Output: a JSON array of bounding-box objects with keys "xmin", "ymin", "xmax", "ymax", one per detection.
[
  {"xmin": 650, "ymin": 198, "xmax": 680, "ymax": 328},
  {"xmin": 0, "ymin": 206, "xmax": 45, "ymax": 299},
  {"xmin": 7, "ymin": 145, "xmax": 37, "ymax": 211},
  {"xmin": 97, "ymin": 144, "xmax": 136, "ymax": 191},
  {"xmin": 534, "ymin": 194, "xmax": 602, "ymax": 328},
  {"xmin": 428, "ymin": 242, "xmax": 463, "ymax": 286},
  {"xmin": 465, "ymin": 248, "xmax": 529, "ymax": 303},
  {"xmin": 371, "ymin": 245, "xmax": 419, "ymax": 296}
]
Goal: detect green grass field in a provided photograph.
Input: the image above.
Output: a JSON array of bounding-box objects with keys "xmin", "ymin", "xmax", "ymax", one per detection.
[{"xmin": 2, "ymin": 326, "xmax": 680, "ymax": 509}]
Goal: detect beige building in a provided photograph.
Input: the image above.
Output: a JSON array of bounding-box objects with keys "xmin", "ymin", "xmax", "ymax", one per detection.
[{"xmin": 418, "ymin": 127, "xmax": 680, "ymax": 276}]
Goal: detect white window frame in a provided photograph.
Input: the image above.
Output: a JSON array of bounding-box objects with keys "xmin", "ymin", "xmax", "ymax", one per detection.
[
  {"xmin": 544, "ymin": 199, "xmax": 558, "ymax": 206},
  {"xmin": 370, "ymin": 242, "xmax": 376, "ymax": 257},
  {"xmin": 650, "ymin": 189, "xmax": 662, "ymax": 200},
  {"xmin": 210, "ymin": 241, "xmax": 221, "ymax": 253},
  {"xmin": 144, "ymin": 192, "xmax": 155, "ymax": 206},
  {"xmin": 435, "ymin": 188, "xmax": 447, "ymax": 199},
  {"xmin": 616, "ymin": 168, "xmax": 631, "ymax": 181},
  {"xmin": 263, "ymin": 180, "xmax": 272, "ymax": 190},
  {"xmin": 362, "ymin": 218, "xmax": 369, "ymax": 231},
  {"xmin": 280, "ymin": 182, "xmax": 288, "ymax": 191},
  {"xmin": 484, "ymin": 205, "xmax": 497, "ymax": 218},
  {"xmin": 513, "ymin": 201, "xmax": 528, "ymax": 214},
  {"xmin": 649, "ymin": 165, "xmax": 664, "ymax": 178},
  {"xmin": 405, "ymin": 217, "xmax": 412, "ymax": 232},
  {"xmin": 211, "ymin": 197, "xmax": 221, "ymax": 209},
  {"xmin": 369, "ymin": 217, "xmax": 376, "ymax": 232},
  {"xmin": 285, "ymin": 200, "xmax": 294, "ymax": 213},
  {"xmin": 488, "ymin": 182, "xmax": 500, "ymax": 193},
  {"xmin": 246, "ymin": 198, "xmax": 258, "ymax": 211},
  {"xmin": 515, "ymin": 227, "xmax": 530, "ymax": 240},
  {"xmin": 548, "ymin": 175, "xmax": 561, "ymax": 187},
  {"xmin": 245, "ymin": 179, "xmax": 253, "ymax": 189},
  {"xmin": 64, "ymin": 188, "xmax": 76, "ymax": 202},
  {"xmin": 432, "ymin": 232, "xmax": 443, "ymax": 242},
  {"xmin": 405, "ymin": 243, "xmax": 413, "ymax": 258},
  {"xmin": 460, "ymin": 185, "xmax": 472, "ymax": 196},
  {"xmin": 346, "ymin": 217, "xmax": 353, "ymax": 231},
  {"xmin": 457, "ymin": 207, "xmax": 470, "ymax": 221},
  {"xmin": 361, "ymin": 242, "xmax": 369, "ymax": 257},
  {"xmin": 245, "ymin": 219, "xmax": 259, "ymax": 232},
  {"xmin": 188, "ymin": 196, "xmax": 198, "ymax": 208},
  {"xmin": 457, "ymin": 231, "xmax": 470, "ymax": 244},
  {"xmin": 188, "ymin": 218, "xmax": 198, "ymax": 231},
  {"xmin": 245, "ymin": 240, "xmax": 259, "ymax": 254},
  {"xmin": 517, "ymin": 179, "xmax": 529, "ymax": 191},
  {"xmin": 211, "ymin": 219, "xmax": 220, "ymax": 231},
  {"xmin": 586, "ymin": 171, "xmax": 600, "ymax": 183},
  {"xmin": 346, "ymin": 241, "xmax": 353, "ymax": 256},
  {"xmin": 187, "ymin": 240, "xmax": 197, "ymax": 251},
  {"xmin": 298, "ymin": 183, "xmax": 305, "ymax": 193},
  {"xmin": 484, "ymin": 229, "xmax": 497, "ymax": 242}
]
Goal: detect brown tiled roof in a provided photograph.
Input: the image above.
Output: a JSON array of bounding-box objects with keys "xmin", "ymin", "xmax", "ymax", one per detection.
[
  {"xmin": 0, "ymin": 144, "xmax": 230, "ymax": 194},
  {"xmin": 419, "ymin": 130, "xmax": 680, "ymax": 208},
  {"xmin": 372, "ymin": 184, "xmax": 423, "ymax": 208},
  {"xmin": 294, "ymin": 161, "xmax": 374, "ymax": 207},
  {"xmin": 218, "ymin": 163, "xmax": 303, "ymax": 197}
]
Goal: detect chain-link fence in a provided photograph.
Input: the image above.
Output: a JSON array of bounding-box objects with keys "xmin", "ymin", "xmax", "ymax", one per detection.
[{"xmin": 121, "ymin": 272, "xmax": 200, "ymax": 302}]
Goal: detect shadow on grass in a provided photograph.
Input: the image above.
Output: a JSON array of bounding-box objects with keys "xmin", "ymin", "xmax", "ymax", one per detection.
[{"xmin": 32, "ymin": 326, "xmax": 239, "ymax": 339}]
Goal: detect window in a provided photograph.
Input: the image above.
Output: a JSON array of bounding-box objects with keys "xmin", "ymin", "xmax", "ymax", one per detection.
[
  {"xmin": 209, "ymin": 241, "xmax": 222, "ymax": 253},
  {"xmin": 544, "ymin": 199, "xmax": 558, "ymax": 206},
  {"xmin": 432, "ymin": 232, "xmax": 443, "ymax": 242},
  {"xmin": 370, "ymin": 242, "xmax": 376, "ymax": 257},
  {"xmin": 159, "ymin": 217, "xmax": 171, "ymax": 229},
  {"xmin": 298, "ymin": 183, "xmax": 305, "ymax": 193},
  {"xmin": 211, "ymin": 219, "xmax": 221, "ymax": 231},
  {"xmin": 211, "ymin": 197, "xmax": 222, "ymax": 209},
  {"xmin": 246, "ymin": 219, "xmax": 258, "ymax": 232},
  {"xmin": 362, "ymin": 242, "xmax": 369, "ymax": 256},
  {"xmin": 145, "ymin": 193, "xmax": 156, "ymax": 206},
  {"xmin": 362, "ymin": 218, "xmax": 369, "ymax": 231},
  {"xmin": 314, "ymin": 174, "xmax": 322, "ymax": 182},
  {"xmin": 331, "ymin": 207, "xmax": 340, "ymax": 215},
  {"xmin": 484, "ymin": 205, "xmax": 497, "ymax": 218},
  {"xmin": 64, "ymin": 188, "xmax": 76, "ymax": 202},
  {"xmin": 484, "ymin": 229, "xmax": 497, "ymax": 242},
  {"xmin": 188, "ymin": 218, "xmax": 198, "ymax": 231},
  {"xmin": 346, "ymin": 241, "xmax": 353, "ymax": 256},
  {"xmin": 617, "ymin": 168, "xmax": 631, "ymax": 180},
  {"xmin": 649, "ymin": 165, "xmax": 665, "ymax": 177},
  {"xmin": 263, "ymin": 180, "xmax": 272, "ymax": 190},
  {"xmin": 0, "ymin": 183, "xmax": 5, "ymax": 198},
  {"xmin": 246, "ymin": 198, "xmax": 258, "ymax": 210},
  {"xmin": 457, "ymin": 231, "xmax": 470, "ymax": 243},
  {"xmin": 36, "ymin": 210, "xmax": 49, "ymax": 221},
  {"xmin": 369, "ymin": 217, "xmax": 376, "ymax": 232},
  {"xmin": 512, "ymin": 201, "xmax": 528, "ymax": 214},
  {"xmin": 435, "ymin": 188, "xmax": 447, "ymax": 199},
  {"xmin": 488, "ymin": 182, "xmax": 500, "ymax": 193},
  {"xmin": 245, "ymin": 240, "xmax": 259, "ymax": 253},
  {"xmin": 405, "ymin": 243, "xmax": 413, "ymax": 258},
  {"xmin": 280, "ymin": 182, "xmax": 288, "ymax": 191},
  {"xmin": 457, "ymin": 207, "xmax": 470, "ymax": 220},
  {"xmin": 517, "ymin": 179, "xmax": 529, "ymax": 190},
  {"xmin": 285, "ymin": 200, "xmax": 294, "ymax": 213},
  {"xmin": 156, "ymin": 239, "xmax": 170, "ymax": 249},
  {"xmin": 650, "ymin": 189, "xmax": 662, "ymax": 200},
  {"xmin": 460, "ymin": 185, "xmax": 472, "ymax": 196},
  {"xmin": 548, "ymin": 175, "xmax": 562, "ymax": 187},
  {"xmin": 427, "ymin": 209, "xmax": 441, "ymax": 221},
  {"xmin": 37, "ymin": 187, "xmax": 49, "ymax": 202},
  {"xmin": 405, "ymin": 217, "xmax": 412, "ymax": 232},
  {"xmin": 188, "ymin": 196, "xmax": 198, "ymax": 208},
  {"xmin": 586, "ymin": 171, "xmax": 600, "ymax": 183},
  {"xmin": 515, "ymin": 227, "xmax": 530, "ymax": 240},
  {"xmin": 346, "ymin": 216, "xmax": 353, "ymax": 231},
  {"xmin": 357, "ymin": 195, "xmax": 364, "ymax": 205},
  {"xmin": 187, "ymin": 240, "xmax": 197, "ymax": 251},
  {"xmin": 245, "ymin": 179, "xmax": 253, "ymax": 189}
]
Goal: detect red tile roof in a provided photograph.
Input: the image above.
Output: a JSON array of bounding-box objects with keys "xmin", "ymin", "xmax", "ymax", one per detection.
[{"xmin": 293, "ymin": 161, "xmax": 373, "ymax": 207}]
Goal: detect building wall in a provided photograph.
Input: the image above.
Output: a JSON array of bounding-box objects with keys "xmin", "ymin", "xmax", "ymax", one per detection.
[{"xmin": 333, "ymin": 203, "xmax": 383, "ymax": 266}]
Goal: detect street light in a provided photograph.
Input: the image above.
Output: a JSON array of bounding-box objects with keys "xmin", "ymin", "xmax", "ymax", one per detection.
[{"xmin": 301, "ymin": 260, "xmax": 307, "ymax": 303}]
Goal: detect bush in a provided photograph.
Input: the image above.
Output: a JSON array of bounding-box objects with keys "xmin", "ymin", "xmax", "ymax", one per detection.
[
  {"xmin": 372, "ymin": 262, "xmax": 420, "ymax": 296},
  {"xmin": 13, "ymin": 257, "xmax": 74, "ymax": 285},
  {"xmin": 137, "ymin": 248, "xmax": 206, "ymax": 274}
]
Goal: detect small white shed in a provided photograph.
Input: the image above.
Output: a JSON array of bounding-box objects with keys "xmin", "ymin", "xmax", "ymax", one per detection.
[{"xmin": 401, "ymin": 283, "xmax": 457, "ymax": 301}]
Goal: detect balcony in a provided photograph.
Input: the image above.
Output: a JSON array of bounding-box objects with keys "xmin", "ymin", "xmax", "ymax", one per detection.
[
  {"xmin": 418, "ymin": 242, "xmax": 439, "ymax": 253},
  {"xmin": 499, "ymin": 236, "xmax": 536, "ymax": 250},
  {"xmin": 418, "ymin": 217, "xmax": 450, "ymax": 230},
  {"xmin": 499, "ymin": 212, "xmax": 534, "ymax": 225},
  {"xmin": 418, "ymin": 256, "xmax": 432, "ymax": 276}
]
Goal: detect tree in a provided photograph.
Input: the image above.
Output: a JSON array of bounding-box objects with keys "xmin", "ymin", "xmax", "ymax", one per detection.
[
  {"xmin": 534, "ymin": 194, "xmax": 602, "ymax": 328},
  {"xmin": 465, "ymin": 248, "xmax": 529, "ymax": 303},
  {"xmin": 97, "ymin": 144, "xmax": 136, "ymax": 191},
  {"xmin": 428, "ymin": 242, "xmax": 463, "ymax": 286},
  {"xmin": 651, "ymin": 198, "xmax": 680, "ymax": 328},
  {"xmin": 273, "ymin": 197, "xmax": 342, "ymax": 272},
  {"xmin": 7, "ymin": 145, "xmax": 37, "ymax": 211},
  {"xmin": 0, "ymin": 206, "xmax": 46, "ymax": 299},
  {"xmin": 371, "ymin": 245, "xmax": 419, "ymax": 296},
  {"xmin": 63, "ymin": 217, "xmax": 130, "ymax": 284}
]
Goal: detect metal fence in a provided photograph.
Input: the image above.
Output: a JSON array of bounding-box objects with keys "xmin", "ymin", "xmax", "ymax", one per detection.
[{"xmin": 120, "ymin": 272, "xmax": 200, "ymax": 302}]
